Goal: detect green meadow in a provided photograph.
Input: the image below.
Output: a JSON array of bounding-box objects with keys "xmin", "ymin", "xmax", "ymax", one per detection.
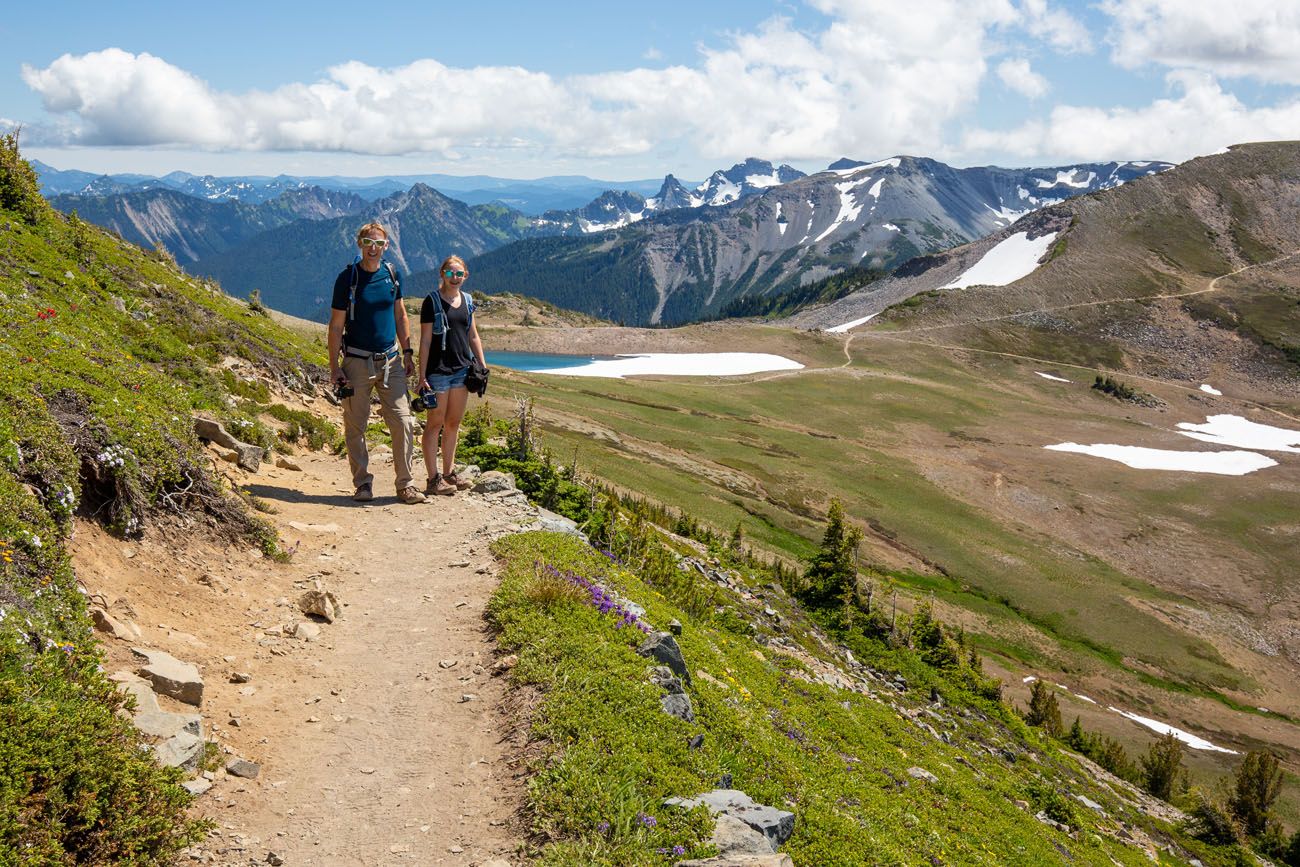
[{"xmin": 485, "ymin": 324, "xmax": 1297, "ymax": 712}]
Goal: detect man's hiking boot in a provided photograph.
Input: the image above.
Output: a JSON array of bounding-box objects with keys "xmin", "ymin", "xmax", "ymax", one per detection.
[
  {"xmin": 427, "ymin": 474, "xmax": 456, "ymax": 496},
  {"xmin": 443, "ymin": 471, "xmax": 472, "ymax": 491},
  {"xmin": 397, "ymin": 486, "xmax": 427, "ymax": 505},
  {"xmin": 352, "ymin": 484, "xmax": 373, "ymax": 502}
]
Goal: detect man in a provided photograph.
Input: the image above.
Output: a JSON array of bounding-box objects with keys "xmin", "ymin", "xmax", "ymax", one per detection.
[{"xmin": 328, "ymin": 222, "xmax": 426, "ymax": 504}]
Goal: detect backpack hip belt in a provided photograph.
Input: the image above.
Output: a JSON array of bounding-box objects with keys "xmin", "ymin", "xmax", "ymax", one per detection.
[{"xmin": 343, "ymin": 343, "xmax": 400, "ymax": 389}]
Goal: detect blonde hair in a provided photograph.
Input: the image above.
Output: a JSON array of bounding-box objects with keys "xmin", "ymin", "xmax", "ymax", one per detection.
[
  {"xmin": 440, "ymin": 255, "xmax": 467, "ymax": 273},
  {"xmin": 355, "ymin": 221, "xmax": 389, "ymax": 244}
]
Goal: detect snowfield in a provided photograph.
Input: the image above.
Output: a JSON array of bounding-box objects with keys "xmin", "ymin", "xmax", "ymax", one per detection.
[
  {"xmin": 1043, "ymin": 443, "xmax": 1277, "ymax": 475},
  {"xmin": 941, "ymin": 231, "xmax": 1058, "ymax": 290},
  {"xmin": 529, "ymin": 353, "xmax": 803, "ymax": 379},
  {"xmin": 827, "ymin": 312, "xmax": 878, "ymax": 333},
  {"xmin": 1175, "ymin": 414, "xmax": 1300, "ymax": 453}
]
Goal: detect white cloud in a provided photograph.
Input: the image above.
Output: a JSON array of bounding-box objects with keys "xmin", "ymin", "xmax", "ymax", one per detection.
[
  {"xmin": 1019, "ymin": 0, "xmax": 1093, "ymax": 53},
  {"xmin": 964, "ymin": 70, "xmax": 1300, "ymax": 162},
  {"xmin": 997, "ymin": 58, "xmax": 1050, "ymax": 98},
  {"xmin": 1101, "ymin": 0, "xmax": 1300, "ymax": 84},
  {"xmin": 17, "ymin": 2, "xmax": 1021, "ymax": 163}
]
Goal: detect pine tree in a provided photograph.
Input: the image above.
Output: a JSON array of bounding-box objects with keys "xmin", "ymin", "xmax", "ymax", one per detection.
[
  {"xmin": 799, "ymin": 500, "xmax": 862, "ymax": 610},
  {"xmin": 1023, "ymin": 681, "xmax": 1063, "ymax": 737},
  {"xmin": 1228, "ymin": 750, "xmax": 1283, "ymax": 838},
  {"xmin": 1140, "ymin": 732, "xmax": 1185, "ymax": 801}
]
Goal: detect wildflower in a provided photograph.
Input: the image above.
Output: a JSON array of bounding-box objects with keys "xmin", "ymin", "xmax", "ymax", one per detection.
[
  {"xmin": 597, "ymin": 820, "xmax": 610, "ymax": 835},
  {"xmin": 637, "ymin": 812, "xmax": 657, "ymax": 828}
]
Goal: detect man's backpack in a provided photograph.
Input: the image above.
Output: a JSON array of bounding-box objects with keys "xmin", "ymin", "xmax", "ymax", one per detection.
[
  {"xmin": 427, "ymin": 290, "xmax": 475, "ymax": 352},
  {"xmin": 344, "ymin": 258, "xmax": 400, "ymax": 321}
]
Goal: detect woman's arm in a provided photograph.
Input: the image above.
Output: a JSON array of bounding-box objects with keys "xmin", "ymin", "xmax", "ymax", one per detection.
[
  {"xmin": 417, "ymin": 321, "xmax": 433, "ymax": 387},
  {"xmin": 469, "ymin": 318, "xmax": 486, "ymax": 368}
]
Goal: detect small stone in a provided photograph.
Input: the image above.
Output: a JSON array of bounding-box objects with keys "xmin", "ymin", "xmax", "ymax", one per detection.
[
  {"xmin": 492, "ymin": 654, "xmax": 518, "ymax": 674},
  {"xmin": 266, "ymin": 853, "xmax": 284, "ymax": 866},
  {"xmin": 668, "ymin": 619, "xmax": 683, "ymax": 636},
  {"xmin": 907, "ymin": 766, "xmax": 939, "ymax": 784},
  {"xmin": 230, "ymin": 672, "xmax": 252, "ymax": 683},
  {"xmin": 438, "ymin": 659, "xmax": 458, "ymax": 669},
  {"xmin": 181, "ymin": 778, "xmax": 213, "ymax": 797},
  {"xmin": 689, "ymin": 733, "xmax": 705, "ymax": 750},
  {"xmin": 459, "ymin": 694, "xmax": 477, "ymax": 703},
  {"xmin": 226, "ymin": 759, "xmax": 260, "ymax": 779},
  {"xmin": 275, "ymin": 457, "xmax": 302, "ymax": 471}
]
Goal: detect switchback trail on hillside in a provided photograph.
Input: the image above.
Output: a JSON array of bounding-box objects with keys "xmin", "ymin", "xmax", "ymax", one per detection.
[{"xmin": 170, "ymin": 450, "xmax": 533, "ymax": 865}]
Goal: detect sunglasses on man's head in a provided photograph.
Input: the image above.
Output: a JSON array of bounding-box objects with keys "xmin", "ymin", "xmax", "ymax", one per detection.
[
  {"xmin": 359, "ymin": 238, "xmax": 387, "ymax": 248},
  {"xmin": 443, "ymin": 270, "xmax": 466, "ymax": 278}
]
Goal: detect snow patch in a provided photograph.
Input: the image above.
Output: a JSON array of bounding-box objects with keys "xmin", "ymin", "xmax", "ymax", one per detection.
[
  {"xmin": 745, "ymin": 172, "xmax": 782, "ymax": 188},
  {"xmin": 1043, "ymin": 443, "xmax": 1276, "ymax": 475},
  {"xmin": 1176, "ymin": 414, "xmax": 1300, "ymax": 453},
  {"xmin": 530, "ymin": 353, "xmax": 803, "ymax": 379},
  {"xmin": 1035, "ymin": 372, "xmax": 1071, "ymax": 383},
  {"xmin": 1108, "ymin": 707, "xmax": 1238, "ymax": 754},
  {"xmin": 941, "ymin": 231, "xmax": 1057, "ymax": 290},
  {"xmin": 827, "ymin": 312, "xmax": 877, "ymax": 333},
  {"xmin": 814, "ymin": 181, "xmax": 868, "ymax": 242},
  {"xmin": 1199, "ymin": 384, "xmax": 1221, "ymax": 396},
  {"xmin": 1036, "ymin": 169, "xmax": 1096, "ymax": 189},
  {"xmin": 775, "ymin": 201, "xmax": 786, "ymax": 235},
  {"xmin": 866, "ymin": 178, "xmax": 884, "ymax": 199},
  {"xmin": 882, "ymin": 223, "xmax": 900, "ymax": 232}
]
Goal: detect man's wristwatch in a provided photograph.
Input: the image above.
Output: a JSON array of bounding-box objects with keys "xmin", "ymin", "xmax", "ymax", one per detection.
[{"xmin": 402, "ymin": 348, "xmax": 414, "ymax": 355}]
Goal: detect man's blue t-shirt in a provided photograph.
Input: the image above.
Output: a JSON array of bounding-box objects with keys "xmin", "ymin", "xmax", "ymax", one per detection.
[{"xmin": 331, "ymin": 261, "xmax": 403, "ymax": 352}]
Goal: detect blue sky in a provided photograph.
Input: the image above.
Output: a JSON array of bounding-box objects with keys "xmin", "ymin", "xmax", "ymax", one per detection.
[{"xmin": 3, "ymin": 0, "xmax": 1298, "ymax": 180}]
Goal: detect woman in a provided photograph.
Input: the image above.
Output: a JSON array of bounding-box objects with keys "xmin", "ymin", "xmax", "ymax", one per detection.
[{"xmin": 416, "ymin": 255, "xmax": 486, "ymax": 496}]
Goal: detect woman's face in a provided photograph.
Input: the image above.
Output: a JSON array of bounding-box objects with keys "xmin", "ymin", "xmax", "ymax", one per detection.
[{"xmin": 442, "ymin": 261, "xmax": 468, "ymax": 286}]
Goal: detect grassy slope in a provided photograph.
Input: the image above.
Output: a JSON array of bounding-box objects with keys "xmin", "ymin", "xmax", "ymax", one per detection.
[
  {"xmin": 490, "ymin": 530, "xmax": 1240, "ymax": 865},
  {"xmin": 0, "ymin": 142, "xmax": 333, "ymax": 862}
]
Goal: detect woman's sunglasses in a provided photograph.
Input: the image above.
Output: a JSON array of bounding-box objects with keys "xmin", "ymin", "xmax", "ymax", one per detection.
[
  {"xmin": 443, "ymin": 270, "xmax": 466, "ymax": 278},
  {"xmin": 359, "ymin": 238, "xmax": 388, "ymax": 248}
]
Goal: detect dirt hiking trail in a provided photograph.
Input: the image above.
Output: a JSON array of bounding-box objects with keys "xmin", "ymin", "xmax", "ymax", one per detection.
[{"xmin": 80, "ymin": 446, "xmax": 536, "ymax": 866}]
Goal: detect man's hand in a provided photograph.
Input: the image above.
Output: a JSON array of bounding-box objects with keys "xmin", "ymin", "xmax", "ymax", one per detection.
[{"xmin": 403, "ymin": 354, "xmax": 415, "ymax": 377}]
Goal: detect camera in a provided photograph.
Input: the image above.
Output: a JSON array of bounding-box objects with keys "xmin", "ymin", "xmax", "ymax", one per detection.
[
  {"xmin": 333, "ymin": 380, "xmax": 354, "ymax": 400},
  {"xmin": 411, "ymin": 388, "xmax": 437, "ymax": 412}
]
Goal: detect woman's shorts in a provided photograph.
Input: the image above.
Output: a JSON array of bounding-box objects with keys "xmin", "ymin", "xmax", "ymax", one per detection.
[{"xmin": 424, "ymin": 366, "xmax": 470, "ymax": 393}]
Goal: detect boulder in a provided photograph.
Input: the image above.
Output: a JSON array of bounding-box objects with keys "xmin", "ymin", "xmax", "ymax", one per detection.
[
  {"xmin": 134, "ymin": 710, "xmax": 202, "ymax": 740},
  {"xmin": 649, "ymin": 665, "xmax": 685, "ymax": 695},
  {"xmin": 291, "ymin": 621, "xmax": 321, "ymax": 641},
  {"xmin": 90, "ymin": 606, "xmax": 141, "ymax": 640},
  {"xmin": 110, "ymin": 671, "xmax": 161, "ymax": 714},
  {"xmin": 712, "ymin": 813, "xmax": 777, "ymax": 856},
  {"xmin": 181, "ymin": 778, "xmax": 213, "ymax": 797},
  {"xmin": 665, "ymin": 790, "xmax": 794, "ymax": 850},
  {"xmin": 907, "ymin": 767, "xmax": 939, "ymax": 785},
  {"xmin": 226, "ymin": 758, "xmax": 261, "ymax": 779},
  {"xmin": 298, "ymin": 589, "xmax": 340, "ymax": 622},
  {"xmin": 527, "ymin": 507, "xmax": 588, "ymax": 541},
  {"xmin": 192, "ymin": 416, "xmax": 263, "ymax": 472},
  {"xmin": 472, "ymin": 470, "xmax": 516, "ymax": 494},
  {"xmin": 153, "ymin": 731, "xmax": 204, "ymax": 773},
  {"xmin": 637, "ymin": 633, "xmax": 691, "ymax": 687},
  {"xmin": 275, "ymin": 456, "xmax": 302, "ymax": 471},
  {"xmin": 677, "ymin": 854, "xmax": 793, "ymax": 866},
  {"xmin": 661, "ymin": 693, "xmax": 695, "ymax": 722},
  {"xmin": 132, "ymin": 648, "xmax": 204, "ymax": 706}
]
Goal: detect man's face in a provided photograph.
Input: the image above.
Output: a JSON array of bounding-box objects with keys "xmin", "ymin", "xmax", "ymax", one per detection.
[{"xmin": 358, "ymin": 231, "xmax": 387, "ymax": 262}]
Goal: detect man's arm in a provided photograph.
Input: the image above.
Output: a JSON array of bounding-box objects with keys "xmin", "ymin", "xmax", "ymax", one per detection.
[
  {"xmin": 395, "ymin": 299, "xmax": 415, "ymax": 376},
  {"xmin": 327, "ymin": 309, "xmax": 347, "ymax": 383}
]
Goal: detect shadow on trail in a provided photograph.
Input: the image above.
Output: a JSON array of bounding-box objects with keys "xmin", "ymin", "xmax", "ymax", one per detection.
[{"xmin": 242, "ymin": 483, "xmax": 370, "ymax": 508}]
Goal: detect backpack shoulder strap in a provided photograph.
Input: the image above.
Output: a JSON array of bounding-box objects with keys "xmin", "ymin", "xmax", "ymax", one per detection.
[
  {"xmin": 462, "ymin": 291, "xmax": 474, "ymax": 323},
  {"xmin": 384, "ymin": 261, "xmax": 400, "ymax": 297},
  {"xmin": 346, "ymin": 262, "xmax": 359, "ymax": 321}
]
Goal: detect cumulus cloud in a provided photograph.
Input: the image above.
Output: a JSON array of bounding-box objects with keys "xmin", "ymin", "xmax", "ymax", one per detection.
[
  {"xmin": 1019, "ymin": 0, "xmax": 1092, "ymax": 53},
  {"xmin": 18, "ymin": 2, "xmax": 1022, "ymax": 162},
  {"xmin": 997, "ymin": 58, "xmax": 1050, "ymax": 98},
  {"xmin": 963, "ymin": 70, "xmax": 1300, "ymax": 162},
  {"xmin": 1101, "ymin": 0, "xmax": 1300, "ymax": 84}
]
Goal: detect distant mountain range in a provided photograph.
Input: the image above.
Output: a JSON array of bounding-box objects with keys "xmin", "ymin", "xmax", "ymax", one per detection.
[
  {"xmin": 32, "ymin": 161, "xmax": 667, "ymax": 215},
  {"xmin": 469, "ymin": 157, "xmax": 1171, "ymax": 325},
  {"xmin": 40, "ymin": 155, "xmax": 1172, "ymax": 323}
]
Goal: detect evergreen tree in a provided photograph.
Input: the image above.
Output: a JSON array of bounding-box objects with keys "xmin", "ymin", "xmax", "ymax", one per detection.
[
  {"xmin": 1140, "ymin": 733, "xmax": 1185, "ymax": 801},
  {"xmin": 1023, "ymin": 681, "xmax": 1063, "ymax": 737},
  {"xmin": 799, "ymin": 500, "xmax": 862, "ymax": 610},
  {"xmin": 1228, "ymin": 750, "xmax": 1283, "ymax": 838}
]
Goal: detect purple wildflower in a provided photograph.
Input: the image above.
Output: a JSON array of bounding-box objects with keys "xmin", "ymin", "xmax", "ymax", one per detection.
[
  {"xmin": 597, "ymin": 820, "xmax": 610, "ymax": 835},
  {"xmin": 673, "ymin": 845, "xmax": 686, "ymax": 856},
  {"xmin": 637, "ymin": 812, "xmax": 657, "ymax": 828}
]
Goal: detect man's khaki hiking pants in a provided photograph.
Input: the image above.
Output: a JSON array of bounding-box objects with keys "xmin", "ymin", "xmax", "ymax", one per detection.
[{"xmin": 341, "ymin": 350, "xmax": 416, "ymax": 493}]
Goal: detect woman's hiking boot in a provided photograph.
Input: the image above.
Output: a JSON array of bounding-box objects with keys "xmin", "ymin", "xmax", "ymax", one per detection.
[
  {"xmin": 443, "ymin": 471, "xmax": 472, "ymax": 491},
  {"xmin": 427, "ymin": 473, "xmax": 456, "ymax": 496}
]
